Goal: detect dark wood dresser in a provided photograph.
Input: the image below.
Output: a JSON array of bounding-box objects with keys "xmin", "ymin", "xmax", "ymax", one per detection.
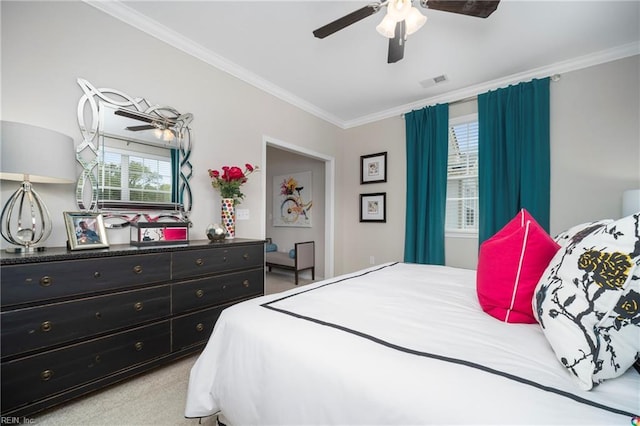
[{"xmin": 0, "ymin": 239, "xmax": 264, "ymax": 417}]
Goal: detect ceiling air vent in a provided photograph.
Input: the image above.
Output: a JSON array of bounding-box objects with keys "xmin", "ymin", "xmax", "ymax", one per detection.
[{"xmin": 419, "ymin": 74, "xmax": 448, "ymax": 89}]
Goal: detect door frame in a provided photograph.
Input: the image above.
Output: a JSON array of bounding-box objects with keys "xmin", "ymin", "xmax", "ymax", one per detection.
[{"xmin": 261, "ymin": 135, "xmax": 335, "ymax": 279}]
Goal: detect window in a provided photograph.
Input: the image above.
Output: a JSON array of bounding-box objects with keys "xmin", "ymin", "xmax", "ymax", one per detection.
[
  {"xmin": 99, "ymin": 140, "xmax": 173, "ymax": 204},
  {"xmin": 446, "ymin": 115, "xmax": 478, "ymax": 234}
]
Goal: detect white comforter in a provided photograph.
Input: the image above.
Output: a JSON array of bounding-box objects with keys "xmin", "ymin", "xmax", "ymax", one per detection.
[{"xmin": 185, "ymin": 263, "xmax": 639, "ymax": 425}]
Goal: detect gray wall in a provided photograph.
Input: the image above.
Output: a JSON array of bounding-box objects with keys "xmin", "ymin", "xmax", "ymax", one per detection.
[{"xmin": 2, "ymin": 1, "xmax": 638, "ymax": 275}]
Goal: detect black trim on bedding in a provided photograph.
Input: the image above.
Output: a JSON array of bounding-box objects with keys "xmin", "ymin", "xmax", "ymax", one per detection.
[{"xmin": 261, "ymin": 262, "xmax": 639, "ymax": 419}]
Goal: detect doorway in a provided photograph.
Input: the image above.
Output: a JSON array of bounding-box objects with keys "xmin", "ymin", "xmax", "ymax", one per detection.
[{"xmin": 261, "ymin": 136, "xmax": 335, "ymax": 279}]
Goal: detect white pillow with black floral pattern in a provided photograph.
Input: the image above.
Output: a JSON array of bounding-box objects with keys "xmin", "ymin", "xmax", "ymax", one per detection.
[
  {"xmin": 553, "ymin": 219, "xmax": 613, "ymax": 248},
  {"xmin": 533, "ymin": 213, "xmax": 640, "ymax": 390}
]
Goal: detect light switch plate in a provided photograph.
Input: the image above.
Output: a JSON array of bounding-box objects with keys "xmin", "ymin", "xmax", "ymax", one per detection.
[{"xmin": 236, "ymin": 209, "xmax": 250, "ymax": 220}]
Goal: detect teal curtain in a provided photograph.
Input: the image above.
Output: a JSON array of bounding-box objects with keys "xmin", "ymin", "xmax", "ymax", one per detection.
[
  {"xmin": 478, "ymin": 77, "xmax": 550, "ymax": 245},
  {"xmin": 171, "ymin": 148, "xmax": 180, "ymax": 203},
  {"xmin": 404, "ymin": 104, "xmax": 449, "ymax": 264}
]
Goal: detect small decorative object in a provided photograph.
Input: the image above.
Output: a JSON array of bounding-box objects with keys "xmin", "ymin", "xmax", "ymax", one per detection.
[
  {"xmin": 208, "ymin": 163, "xmax": 258, "ymax": 238},
  {"xmin": 359, "ymin": 192, "xmax": 387, "ymax": 222},
  {"xmin": 130, "ymin": 222, "xmax": 189, "ymax": 247},
  {"xmin": 360, "ymin": 152, "xmax": 387, "ymax": 184},
  {"xmin": 206, "ymin": 223, "xmax": 226, "ymax": 242},
  {"xmin": 63, "ymin": 212, "xmax": 109, "ymax": 251}
]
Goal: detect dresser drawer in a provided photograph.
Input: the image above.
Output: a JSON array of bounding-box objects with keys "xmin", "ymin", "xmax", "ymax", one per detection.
[
  {"xmin": 172, "ymin": 268, "xmax": 263, "ymax": 313},
  {"xmin": 0, "ymin": 321, "xmax": 170, "ymax": 413},
  {"xmin": 1, "ymin": 285, "xmax": 170, "ymax": 359},
  {"xmin": 1, "ymin": 253, "xmax": 171, "ymax": 307},
  {"xmin": 172, "ymin": 244, "xmax": 263, "ymax": 279},
  {"xmin": 172, "ymin": 306, "xmax": 226, "ymax": 351}
]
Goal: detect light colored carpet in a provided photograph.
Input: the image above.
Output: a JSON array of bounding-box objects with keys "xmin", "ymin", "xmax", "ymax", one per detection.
[{"xmin": 32, "ymin": 271, "xmax": 314, "ymax": 425}]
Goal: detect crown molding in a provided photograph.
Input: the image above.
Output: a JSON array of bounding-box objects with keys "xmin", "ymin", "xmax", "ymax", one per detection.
[
  {"xmin": 343, "ymin": 41, "xmax": 640, "ymax": 129},
  {"xmin": 83, "ymin": 0, "xmax": 345, "ymax": 128},
  {"xmin": 84, "ymin": 1, "xmax": 638, "ymax": 130}
]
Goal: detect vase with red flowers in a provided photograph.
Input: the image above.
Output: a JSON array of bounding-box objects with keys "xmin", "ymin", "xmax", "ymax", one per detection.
[{"xmin": 208, "ymin": 164, "xmax": 258, "ymax": 238}]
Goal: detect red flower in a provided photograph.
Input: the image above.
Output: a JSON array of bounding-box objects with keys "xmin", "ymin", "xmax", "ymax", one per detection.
[{"xmin": 208, "ymin": 163, "xmax": 259, "ymax": 204}]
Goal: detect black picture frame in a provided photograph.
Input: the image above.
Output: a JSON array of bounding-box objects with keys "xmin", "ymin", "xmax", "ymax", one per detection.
[
  {"xmin": 359, "ymin": 193, "xmax": 386, "ymax": 223},
  {"xmin": 360, "ymin": 152, "xmax": 387, "ymax": 184}
]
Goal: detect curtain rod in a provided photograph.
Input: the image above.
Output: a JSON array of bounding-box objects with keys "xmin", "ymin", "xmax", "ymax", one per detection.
[{"xmin": 403, "ymin": 74, "xmax": 562, "ymax": 115}]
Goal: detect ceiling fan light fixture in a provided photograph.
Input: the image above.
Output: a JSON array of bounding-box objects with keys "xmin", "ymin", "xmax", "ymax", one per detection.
[
  {"xmin": 376, "ymin": 14, "xmax": 397, "ymax": 38},
  {"xmin": 386, "ymin": 0, "xmax": 412, "ymax": 22},
  {"xmin": 405, "ymin": 7, "xmax": 427, "ymax": 35}
]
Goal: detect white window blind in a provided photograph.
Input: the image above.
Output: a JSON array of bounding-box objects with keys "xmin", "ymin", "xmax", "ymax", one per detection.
[
  {"xmin": 446, "ymin": 116, "xmax": 479, "ymax": 233},
  {"xmin": 99, "ymin": 147, "xmax": 173, "ymax": 203}
]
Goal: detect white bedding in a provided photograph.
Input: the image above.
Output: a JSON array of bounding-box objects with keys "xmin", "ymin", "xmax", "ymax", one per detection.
[{"xmin": 185, "ymin": 263, "xmax": 639, "ymax": 425}]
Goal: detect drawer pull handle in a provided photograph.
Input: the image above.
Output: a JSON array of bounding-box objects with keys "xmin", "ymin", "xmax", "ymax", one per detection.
[
  {"xmin": 133, "ymin": 265, "xmax": 143, "ymax": 274},
  {"xmin": 134, "ymin": 342, "xmax": 144, "ymax": 351},
  {"xmin": 243, "ymin": 253, "xmax": 250, "ymax": 260},
  {"xmin": 41, "ymin": 321, "xmax": 52, "ymax": 332},
  {"xmin": 40, "ymin": 370, "xmax": 53, "ymax": 381},
  {"xmin": 196, "ymin": 258, "xmax": 204, "ymax": 266},
  {"xmin": 196, "ymin": 323, "xmax": 204, "ymax": 332},
  {"xmin": 243, "ymin": 280, "xmax": 250, "ymax": 288},
  {"xmin": 40, "ymin": 276, "xmax": 52, "ymax": 287},
  {"xmin": 94, "ymin": 271, "xmax": 101, "ymax": 278},
  {"xmin": 195, "ymin": 289, "xmax": 204, "ymax": 298},
  {"xmin": 95, "ymin": 312, "xmax": 102, "ymax": 319},
  {"xmin": 95, "ymin": 355, "xmax": 101, "ymax": 363},
  {"xmin": 134, "ymin": 302, "xmax": 144, "ymax": 311}
]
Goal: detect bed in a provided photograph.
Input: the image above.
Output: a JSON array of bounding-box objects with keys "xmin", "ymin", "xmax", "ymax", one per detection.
[{"xmin": 184, "ymin": 261, "xmax": 639, "ymax": 425}]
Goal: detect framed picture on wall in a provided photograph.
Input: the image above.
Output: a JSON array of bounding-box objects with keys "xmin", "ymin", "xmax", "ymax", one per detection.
[
  {"xmin": 63, "ymin": 212, "xmax": 109, "ymax": 250},
  {"xmin": 360, "ymin": 152, "xmax": 387, "ymax": 184},
  {"xmin": 360, "ymin": 192, "xmax": 386, "ymax": 223},
  {"xmin": 273, "ymin": 171, "xmax": 313, "ymax": 227}
]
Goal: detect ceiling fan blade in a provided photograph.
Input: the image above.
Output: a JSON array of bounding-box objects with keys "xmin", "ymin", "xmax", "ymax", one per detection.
[
  {"xmin": 115, "ymin": 108, "xmax": 154, "ymax": 123},
  {"xmin": 423, "ymin": 0, "xmax": 500, "ymax": 18},
  {"xmin": 387, "ymin": 20, "xmax": 406, "ymax": 64},
  {"xmin": 313, "ymin": 4, "xmax": 381, "ymax": 39},
  {"xmin": 126, "ymin": 125, "xmax": 156, "ymax": 132}
]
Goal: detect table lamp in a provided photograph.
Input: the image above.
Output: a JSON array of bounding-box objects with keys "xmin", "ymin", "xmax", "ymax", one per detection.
[
  {"xmin": 622, "ymin": 189, "xmax": 640, "ymax": 217},
  {"xmin": 1, "ymin": 121, "xmax": 76, "ymax": 252}
]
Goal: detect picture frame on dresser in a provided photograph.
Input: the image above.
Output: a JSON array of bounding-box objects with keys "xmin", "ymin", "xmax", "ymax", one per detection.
[{"xmin": 63, "ymin": 211, "xmax": 109, "ymax": 250}]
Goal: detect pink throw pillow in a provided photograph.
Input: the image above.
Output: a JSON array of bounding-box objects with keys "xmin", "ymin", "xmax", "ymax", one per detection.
[{"xmin": 476, "ymin": 209, "xmax": 560, "ymax": 323}]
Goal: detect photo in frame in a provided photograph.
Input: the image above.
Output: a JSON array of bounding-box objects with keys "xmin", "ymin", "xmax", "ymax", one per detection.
[
  {"xmin": 63, "ymin": 212, "xmax": 109, "ymax": 250},
  {"xmin": 360, "ymin": 193, "xmax": 386, "ymax": 223},
  {"xmin": 360, "ymin": 152, "xmax": 387, "ymax": 184}
]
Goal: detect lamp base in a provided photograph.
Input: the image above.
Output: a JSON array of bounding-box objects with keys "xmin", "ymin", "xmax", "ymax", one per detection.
[{"xmin": 5, "ymin": 246, "xmax": 47, "ymax": 254}]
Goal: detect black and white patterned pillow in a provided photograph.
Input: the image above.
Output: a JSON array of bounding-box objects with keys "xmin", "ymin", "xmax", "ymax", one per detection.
[
  {"xmin": 534, "ymin": 213, "xmax": 640, "ymax": 390},
  {"xmin": 553, "ymin": 219, "xmax": 613, "ymax": 248}
]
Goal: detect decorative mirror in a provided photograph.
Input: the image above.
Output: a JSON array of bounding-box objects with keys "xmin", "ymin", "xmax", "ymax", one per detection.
[{"xmin": 76, "ymin": 78, "xmax": 193, "ymax": 227}]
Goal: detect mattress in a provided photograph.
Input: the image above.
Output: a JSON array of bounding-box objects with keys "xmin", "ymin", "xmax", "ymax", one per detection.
[{"xmin": 185, "ymin": 262, "xmax": 639, "ymax": 425}]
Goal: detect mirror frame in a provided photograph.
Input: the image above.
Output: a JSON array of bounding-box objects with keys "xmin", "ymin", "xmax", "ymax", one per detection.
[{"xmin": 76, "ymin": 78, "xmax": 193, "ymax": 227}]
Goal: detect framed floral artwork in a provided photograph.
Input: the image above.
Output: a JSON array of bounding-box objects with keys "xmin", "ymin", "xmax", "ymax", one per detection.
[
  {"xmin": 63, "ymin": 212, "xmax": 109, "ymax": 250},
  {"xmin": 360, "ymin": 152, "xmax": 387, "ymax": 184},
  {"xmin": 273, "ymin": 171, "xmax": 313, "ymax": 227},
  {"xmin": 360, "ymin": 192, "xmax": 386, "ymax": 223}
]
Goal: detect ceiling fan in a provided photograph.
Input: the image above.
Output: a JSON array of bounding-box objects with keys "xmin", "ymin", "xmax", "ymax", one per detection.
[
  {"xmin": 115, "ymin": 108, "xmax": 178, "ymax": 140},
  {"xmin": 313, "ymin": 0, "xmax": 500, "ymax": 63}
]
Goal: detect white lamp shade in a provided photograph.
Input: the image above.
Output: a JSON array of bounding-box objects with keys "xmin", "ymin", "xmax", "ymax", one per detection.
[
  {"xmin": 622, "ymin": 189, "xmax": 640, "ymax": 216},
  {"xmin": 406, "ymin": 7, "xmax": 427, "ymax": 35},
  {"xmin": 376, "ymin": 15, "xmax": 397, "ymax": 38},
  {"xmin": 1, "ymin": 121, "xmax": 76, "ymax": 184}
]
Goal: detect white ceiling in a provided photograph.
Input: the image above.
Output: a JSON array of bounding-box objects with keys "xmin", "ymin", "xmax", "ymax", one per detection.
[{"xmin": 89, "ymin": 0, "xmax": 640, "ymax": 128}]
